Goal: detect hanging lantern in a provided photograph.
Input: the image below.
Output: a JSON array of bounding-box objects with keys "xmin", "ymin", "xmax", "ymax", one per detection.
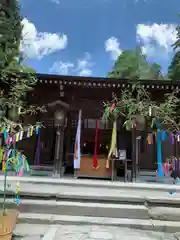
[
  {"xmin": 0, "ymin": 98, "xmax": 7, "ymax": 118},
  {"xmin": 8, "ymin": 107, "xmax": 19, "ymax": 122},
  {"xmin": 132, "ymin": 115, "xmax": 146, "ymax": 131}
]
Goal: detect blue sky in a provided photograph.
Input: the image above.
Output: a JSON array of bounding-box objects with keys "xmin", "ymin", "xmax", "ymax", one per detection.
[{"xmin": 20, "ymin": 0, "xmax": 180, "ymax": 77}]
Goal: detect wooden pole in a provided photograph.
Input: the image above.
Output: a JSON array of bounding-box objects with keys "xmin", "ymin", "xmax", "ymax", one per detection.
[{"xmin": 131, "ymin": 125, "xmax": 137, "ymax": 182}]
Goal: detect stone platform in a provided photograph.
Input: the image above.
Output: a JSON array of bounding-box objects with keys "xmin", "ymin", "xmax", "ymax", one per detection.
[{"xmin": 13, "ymin": 224, "xmax": 180, "ymax": 240}]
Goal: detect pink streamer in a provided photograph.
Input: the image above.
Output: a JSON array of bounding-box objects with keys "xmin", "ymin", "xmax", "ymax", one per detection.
[
  {"xmin": 18, "ymin": 166, "xmax": 24, "ymax": 177},
  {"xmin": 161, "ymin": 164, "xmax": 165, "ymax": 176},
  {"xmin": 156, "ymin": 170, "xmax": 158, "ymax": 181},
  {"xmin": 165, "ymin": 163, "xmax": 169, "ymax": 175},
  {"xmin": 171, "ymin": 134, "xmax": 174, "ymax": 144},
  {"xmin": 5, "ymin": 138, "xmax": 9, "ymax": 145}
]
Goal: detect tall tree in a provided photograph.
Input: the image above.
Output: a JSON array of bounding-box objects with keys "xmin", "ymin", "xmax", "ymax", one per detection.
[
  {"xmin": 0, "ymin": 0, "xmax": 22, "ymax": 69},
  {"xmin": 167, "ymin": 17, "xmax": 180, "ymax": 81},
  {"xmin": 108, "ymin": 47, "xmax": 163, "ymax": 80},
  {"xmin": 0, "ymin": 0, "xmax": 45, "ymax": 216},
  {"xmin": 168, "ymin": 52, "xmax": 180, "ymax": 81},
  {"xmin": 0, "ymin": 0, "xmax": 40, "ymax": 121}
]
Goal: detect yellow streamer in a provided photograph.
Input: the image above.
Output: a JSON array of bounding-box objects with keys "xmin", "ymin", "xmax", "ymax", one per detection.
[
  {"xmin": 0, "ymin": 148, "xmax": 4, "ymax": 163},
  {"xmin": 106, "ymin": 121, "xmax": 117, "ymax": 169},
  {"xmin": 2, "ymin": 161, "xmax": 6, "ymax": 173},
  {"xmin": 16, "ymin": 132, "xmax": 20, "ymax": 142},
  {"xmin": 30, "ymin": 126, "xmax": 34, "ymax": 136},
  {"xmin": 1, "ymin": 127, "xmax": 4, "ymax": 133}
]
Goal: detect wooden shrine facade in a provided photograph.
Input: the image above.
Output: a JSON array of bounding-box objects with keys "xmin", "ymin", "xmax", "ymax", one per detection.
[{"xmin": 19, "ymin": 74, "xmax": 180, "ymax": 177}]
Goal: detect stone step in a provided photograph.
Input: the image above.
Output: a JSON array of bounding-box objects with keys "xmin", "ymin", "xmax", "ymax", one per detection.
[
  {"xmin": 16, "ymin": 213, "xmax": 180, "ymax": 233},
  {"xmin": 2, "ymin": 182, "xmax": 180, "ymax": 207},
  {"xmin": 0, "ymin": 175, "xmax": 178, "ymax": 192},
  {"xmin": 5, "ymin": 199, "xmax": 149, "ymax": 219},
  {"xmin": 5, "ymin": 199, "xmax": 180, "ymax": 222}
]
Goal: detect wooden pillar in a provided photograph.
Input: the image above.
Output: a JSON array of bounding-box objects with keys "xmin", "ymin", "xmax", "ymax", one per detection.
[
  {"xmin": 131, "ymin": 126, "xmax": 137, "ymax": 182},
  {"xmin": 64, "ymin": 112, "xmax": 72, "ymax": 170},
  {"xmin": 53, "ymin": 110, "xmax": 66, "ymax": 178},
  {"xmin": 53, "ymin": 126, "xmax": 61, "ymax": 176}
]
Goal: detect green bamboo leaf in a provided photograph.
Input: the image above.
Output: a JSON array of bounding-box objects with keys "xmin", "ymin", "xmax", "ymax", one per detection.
[{"xmin": 151, "ymin": 118, "xmax": 156, "ymax": 128}]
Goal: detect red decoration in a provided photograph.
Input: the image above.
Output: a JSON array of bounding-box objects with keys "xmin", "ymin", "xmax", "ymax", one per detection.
[
  {"xmin": 110, "ymin": 103, "xmax": 115, "ymax": 112},
  {"xmin": 132, "ymin": 118, "xmax": 137, "ymax": 128},
  {"xmin": 93, "ymin": 120, "xmax": 99, "ymax": 169}
]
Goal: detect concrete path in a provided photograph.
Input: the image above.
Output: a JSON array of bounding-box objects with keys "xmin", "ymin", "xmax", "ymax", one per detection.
[{"xmin": 13, "ymin": 224, "xmax": 180, "ymax": 240}]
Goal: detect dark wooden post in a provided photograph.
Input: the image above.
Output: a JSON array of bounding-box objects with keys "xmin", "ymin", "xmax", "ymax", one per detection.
[
  {"xmin": 53, "ymin": 109, "xmax": 65, "ymax": 178},
  {"xmin": 58, "ymin": 127, "xmax": 65, "ymax": 176},
  {"xmin": 53, "ymin": 127, "xmax": 61, "ymax": 176},
  {"xmin": 131, "ymin": 125, "xmax": 137, "ymax": 182}
]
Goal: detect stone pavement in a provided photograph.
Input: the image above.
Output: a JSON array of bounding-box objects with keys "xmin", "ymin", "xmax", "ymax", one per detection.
[{"xmin": 13, "ymin": 224, "xmax": 180, "ymax": 240}]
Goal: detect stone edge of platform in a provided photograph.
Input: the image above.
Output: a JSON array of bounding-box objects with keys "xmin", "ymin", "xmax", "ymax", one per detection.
[
  {"xmin": 16, "ymin": 213, "xmax": 180, "ymax": 234},
  {"xmin": 0, "ymin": 176, "xmax": 179, "ymax": 191}
]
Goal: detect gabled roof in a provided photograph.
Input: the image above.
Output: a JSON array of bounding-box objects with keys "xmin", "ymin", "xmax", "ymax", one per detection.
[{"xmin": 37, "ymin": 73, "xmax": 180, "ymax": 90}]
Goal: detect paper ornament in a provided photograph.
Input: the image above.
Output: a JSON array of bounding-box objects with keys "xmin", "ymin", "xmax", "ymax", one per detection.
[{"xmin": 19, "ymin": 131, "xmax": 23, "ymax": 140}]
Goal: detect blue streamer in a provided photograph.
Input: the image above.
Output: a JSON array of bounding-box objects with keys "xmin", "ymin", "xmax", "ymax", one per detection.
[
  {"xmin": 157, "ymin": 128, "xmax": 163, "ymax": 177},
  {"xmin": 15, "ymin": 196, "xmax": 20, "ymax": 205},
  {"xmin": 16, "ymin": 154, "xmax": 22, "ymax": 173},
  {"xmin": 161, "ymin": 131, "xmax": 168, "ymax": 142},
  {"xmin": 11, "ymin": 149, "xmax": 15, "ymax": 160},
  {"xmin": 3, "ymin": 129, "xmax": 7, "ymax": 141}
]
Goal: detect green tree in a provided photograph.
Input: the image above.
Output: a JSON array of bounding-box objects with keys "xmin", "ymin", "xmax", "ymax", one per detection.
[
  {"xmin": 0, "ymin": 0, "xmax": 22, "ymax": 69},
  {"xmin": 0, "ymin": 0, "xmax": 41, "ymax": 120},
  {"xmin": 108, "ymin": 47, "xmax": 163, "ymax": 80},
  {"xmin": 167, "ymin": 17, "xmax": 180, "ymax": 81},
  {"xmin": 168, "ymin": 52, "xmax": 180, "ymax": 81},
  {"xmin": 0, "ymin": 0, "xmax": 45, "ymax": 216}
]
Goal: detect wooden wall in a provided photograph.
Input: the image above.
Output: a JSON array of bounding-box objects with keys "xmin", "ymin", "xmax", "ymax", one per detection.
[{"xmin": 22, "ymin": 83, "xmax": 175, "ymax": 170}]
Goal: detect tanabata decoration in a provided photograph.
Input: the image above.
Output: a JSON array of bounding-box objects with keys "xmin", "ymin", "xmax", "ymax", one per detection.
[
  {"xmin": 110, "ymin": 103, "xmax": 115, "ymax": 112},
  {"xmin": 0, "ymin": 147, "xmax": 30, "ymax": 174},
  {"xmin": 93, "ymin": 120, "xmax": 99, "ymax": 170},
  {"xmin": 163, "ymin": 162, "xmax": 169, "ymax": 176},
  {"xmin": 106, "ymin": 121, "xmax": 117, "ymax": 169},
  {"xmin": 1, "ymin": 122, "xmax": 41, "ymax": 145},
  {"xmin": 15, "ymin": 182, "xmax": 20, "ymax": 206},
  {"xmin": 157, "ymin": 126, "xmax": 164, "ymax": 178},
  {"xmin": 147, "ymin": 131, "xmax": 170, "ymax": 144},
  {"xmin": 104, "ymin": 103, "xmax": 120, "ymax": 119},
  {"xmin": 0, "ymin": 121, "xmax": 41, "ymax": 208},
  {"xmin": 171, "ymin": 133, "xmax": 175, "ymax": 145},
  {"xmin": 161, "ymin": 131, "xmax": 168, "ymax": 142},
  {"xmin": 147, "ymin": 134, "xmax": 153, "ymax": 145},
  {"xmin": 0, "ymin": 147, "xmax": 30, "ymax": 207},
  {"xmin": 149, "ymin": 106, "xmax": 152, "ymax": 117}
]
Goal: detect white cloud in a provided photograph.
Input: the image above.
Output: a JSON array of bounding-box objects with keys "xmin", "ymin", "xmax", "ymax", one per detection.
[
  {"xmin": 105, "ymin": 37, "xmax": 122, "ymax": 60},
  {"xmin": 75, "ymin": 52, "xmax": 93, "ymax": 76},
  {"xmin": 134, "ymin": 0, "xmax": 147, "ymax": 3},
  {"xmin": 20, "ymin": 18, "xmax": 68, "ymax": 59},
  {"xmin": 49, "ymin": 62, "xmax": 74, "ymax": 75},
  {"xmin": 136, "ymin": 23, "xmax": 177, "ymax": 57},
  {"xmin": 49, "ymin": 52, "xmax": 94, "ymax": 76},
  {"xmin": 50, "ymin": 0, "xmax": 60, "ymax": 4}
]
